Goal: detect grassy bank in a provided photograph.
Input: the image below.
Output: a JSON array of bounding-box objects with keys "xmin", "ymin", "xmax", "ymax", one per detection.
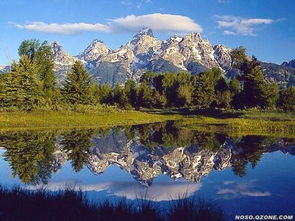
[
  {"xmin": 0, "ymin": 186, "xmax": 224, "ymax": 221},
  {"xmin": 0, "ymin": 108, "xmax": 294, "ymax": 137},
  {"xmin": 177, "ymin": 109, "xmax": 295, "ymax": 137},
  {"xmin": 0, "ymin": 110, "xmax": 180, "ymax": 131}
]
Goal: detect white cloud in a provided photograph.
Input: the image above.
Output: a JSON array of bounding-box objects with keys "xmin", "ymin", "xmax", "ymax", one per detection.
[
  {"xmin": 12, "ymin": 13, "xmax": 202, "ymax": 35},
  {"xmin": 216, "ymin": 15, "xmax": 276, "ymax": 36},
  {"xmin": 13, "ymin": 22, "xmax": 109, "ymax": 35},
  {"xmin": 109, "ymin": 13, "xmax": 202, "ymax": 33}
]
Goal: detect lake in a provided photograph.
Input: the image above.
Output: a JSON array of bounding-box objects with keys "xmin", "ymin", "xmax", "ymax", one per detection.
[{"xmin": 0, "ymin": 121, "xmax": 295, "ymax": 218}]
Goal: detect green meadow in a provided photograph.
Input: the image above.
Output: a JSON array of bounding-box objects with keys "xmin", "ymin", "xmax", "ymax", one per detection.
[
  {"xmin": 0, "ymin": 110, "xmax": 180, "ymax": 131},
  {"xmin": 0, "ymin": 109, "xmax": 294, "ymax": 138}
]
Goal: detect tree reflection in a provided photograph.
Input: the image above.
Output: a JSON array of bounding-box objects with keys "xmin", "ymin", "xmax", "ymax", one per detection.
[
  {"xmin": 231, "ymin": 136, "xmax": 281, "ymax": 177},
  {"xmin": 0, "ymin": 131, "xmax": 56, "ymax": 184},
  {"xmin": 124, "ymin": 121, "xmax": 225, "ymax": 151},
  {"xmin": 60, "ymin": 129, "xmax": 96, "ymax": 172},
  {"xmin": 0, "ymin": 123, "xmax": 294, "ymax": 185}
]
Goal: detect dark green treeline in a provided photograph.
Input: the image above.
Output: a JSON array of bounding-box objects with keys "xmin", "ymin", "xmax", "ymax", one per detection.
[{"xmin": 0, "ymin": 40, "xmax": 294, "ymax": 111}]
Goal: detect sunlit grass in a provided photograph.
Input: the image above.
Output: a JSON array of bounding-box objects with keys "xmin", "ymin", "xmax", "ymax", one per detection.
[
  {"xmin": 179, "ymin": 115, "xmax": 295, "ymax": 138},
  {"xmin": 0, "ymin": 110, "xmax": 181, "ymax": 131},
  {"xmin": 0, "ymin": 108, "xmax": 294, "ymax": 138}
]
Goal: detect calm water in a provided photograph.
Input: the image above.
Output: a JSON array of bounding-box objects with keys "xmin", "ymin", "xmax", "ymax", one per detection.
[{"xmin": 0, "ymin": 121, "xmax": 295, "ymax": 217}]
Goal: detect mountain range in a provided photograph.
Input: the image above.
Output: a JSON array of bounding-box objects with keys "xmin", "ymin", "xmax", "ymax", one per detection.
[
  {"xmin": 1, "ymin": 28, "xmax": 295, "ymax": 87},
  {"xmin": 51, "ymin": 128, "xmax": 295, "ymax": 186}
]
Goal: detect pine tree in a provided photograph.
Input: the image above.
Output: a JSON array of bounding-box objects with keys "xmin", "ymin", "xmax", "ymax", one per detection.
[
  {"xmin": 0, "ymin": 56, "xmax": 44, "ymax": 110},
  {"xmin": 61, "ymin": 61, "xmax": 93, "ymax": 105},
  {"xmin": 18, "ymin": 39, "xmax": 58, "ymax": 105},
  {"xmin": 192, "ymin": 71, "xmax": 216, "ymax": 109},
  {"xmin": 241, "ymin": 57, "xmax": 279, "ymax": 108},
  {"xmin": 230, "ymin": 46, "xmax": 247, "ymax": 68}
]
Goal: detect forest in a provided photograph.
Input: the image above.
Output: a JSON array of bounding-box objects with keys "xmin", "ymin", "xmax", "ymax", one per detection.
[{"xmin": 0, "ymin": 39, "xmax": 294, "ymax": 112}]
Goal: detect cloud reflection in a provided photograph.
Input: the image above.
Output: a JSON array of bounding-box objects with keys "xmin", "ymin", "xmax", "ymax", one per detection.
[
  {"xmin": 28, "ymin": 181, "xmax": 202, "ymax": 202},
  {"xmin": 217, "ymin": 180, "xmax": 271, "ymax": 199}
]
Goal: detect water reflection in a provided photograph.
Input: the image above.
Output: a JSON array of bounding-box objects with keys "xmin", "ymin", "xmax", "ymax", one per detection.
[{"xmin": 0, "ymin": 121, "xmax": 294, "ymax": 186}]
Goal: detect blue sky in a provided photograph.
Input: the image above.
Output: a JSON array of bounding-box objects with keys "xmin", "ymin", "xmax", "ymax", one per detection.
[{"xmin": 0, "ymin": 0, "xmax": 294, "ymax": 65}]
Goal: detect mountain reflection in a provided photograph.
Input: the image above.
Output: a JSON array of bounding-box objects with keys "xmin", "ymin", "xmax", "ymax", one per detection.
[{"xmin": 0, "ymin": 122, "xmax": 294, "ymax": 185}]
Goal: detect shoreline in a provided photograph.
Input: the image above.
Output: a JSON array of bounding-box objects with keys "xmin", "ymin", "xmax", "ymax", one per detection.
[{"xmin": 0, "ymin": 109, "xmax": 294, "ymax": 137}]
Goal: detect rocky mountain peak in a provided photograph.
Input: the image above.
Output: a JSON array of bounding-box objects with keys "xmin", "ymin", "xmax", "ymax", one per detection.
[
  {"xmin": 49, "ymin": 29, "xmax": 295, "ymax": 87},
  {"xmin": 136, "ymin": 28, "xmax": 154, "ymax": 38},
  {"xmin": 282, "ymin": 60, "xmax": 295, "ymax": 69},
  {"xmin": 78, "ymin": 39, "xmax": 110, "ymax": 62},
  {"xmin": 131, "ymin": 28, "xmax": 155, "ymax": 46},
  {"xmin": 51, "ymin": 41, "xmax": 66, "ymax": 58},
  {"xmin": 183, "ymin": 32, "xmax": 202, "ymax": 42}
]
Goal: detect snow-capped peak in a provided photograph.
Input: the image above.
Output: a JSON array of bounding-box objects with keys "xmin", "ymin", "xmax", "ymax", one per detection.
[
  {"xmin": 78, "ymin": 39, "xmax": 110, "ymax": 62},
  {"xmin": 50, "ymin": 28, "xmax": 294, "ymax": 88},
  {"xmin": 136, "ymin": 27, "xmax": 154, "ymax": 37}
]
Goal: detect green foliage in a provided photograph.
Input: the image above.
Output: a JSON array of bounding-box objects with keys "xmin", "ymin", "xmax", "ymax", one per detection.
[
  {"xmin": 215, "ymin": 90, "xmax": 232, "ymax": 109},
  {"xmin": 136, "ymin": 81, "xmax": 154, "ymax": 108},
  {"xmin": 230, "ymin": 46, "xmax": 247, "ymax": 68},
  {"xmin": 192, "ymin": 71, "xmax": 216, "ymax": 108},
  {"xmin": 61, "ymin": 129, "xmax": 95, "ymax": 172},
  {"xmin": 0, "ymin": 39, "xmax": 292, "ymax": 113},
  {"xmin": 98, "ymin": 83, "xmax": 113, "ymax": 104},
  {"xmin": 278, "ymin": 87, "xmax": 295, "ymax": 111},
  {"xmin": 0, "ymin": 131, "xmax": 56, "ymax": 184},
  {"xmin": 0, "ymin": 56, "xmax": 44, "ymax": 111},
  {"xmin": 153, "ymin": 90, "xmax": 167, "ymax": 108},
  {"xmin": 61, "ymin": 61, "xmax": 93, "ymax": 105},
  {"xmin": 19, "ymin": 39, "xmax": 58, "ymax": 104},
  {"xmin": 113, "ymin": 84, "xmax": 129, "ymax": 108},
  {"xmin": 229, "ymin": 77, "xmax": 241, "ymax": 95},
  {"xmin": 240, "ymin": 57, "xmax": 279, "ymax": 109},
  {"xmin": 125, "ymin": 80, "xmax": 137, "ymax": 107}
]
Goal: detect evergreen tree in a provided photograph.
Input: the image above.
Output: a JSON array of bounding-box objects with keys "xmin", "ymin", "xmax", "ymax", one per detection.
[
  {"xmin": 98, "ymin": 84, "xmax": 113, "ymax": 104},
  {"xmin": 231, "ymin": 47, "xmax": 280, "ymax": 109},
  {"xmin": 241, "ymin": 57, "xmax": 279, "ymax": 108},
  {"xmin": 230, "ymin": 46, "xmax": 247, "ymax": 68},
  {"xmin": 229, "ymin": 77, "xmax": 241, "ymax": 95},
  {"xmin": 0, "ymin": 56, "xmax": 44, "ymax": 110},
  {"xmin": 61, "ymin": 61, "xmax": 93, "ymax": 105},
  {"xmin": 113, "ymin": 83, "xmax": 129, "ymax": 108},
  {"xmin": 136, "ymin": 82, "xmax": 154, "ymax": 109},
  {"xmin": 19, "ymin": 39, "xmax": 58, "ymax": 104},
  {"xmin": 192, "ymin": 71, "xmax": 216, "ymax": 109},
  {"xmin": 278, "ymin": 87, "xmax": 295, "ymax": 111},
  {"xmin": 124, "ymin": 80, "xmax": 137, "ymax": 107}
]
